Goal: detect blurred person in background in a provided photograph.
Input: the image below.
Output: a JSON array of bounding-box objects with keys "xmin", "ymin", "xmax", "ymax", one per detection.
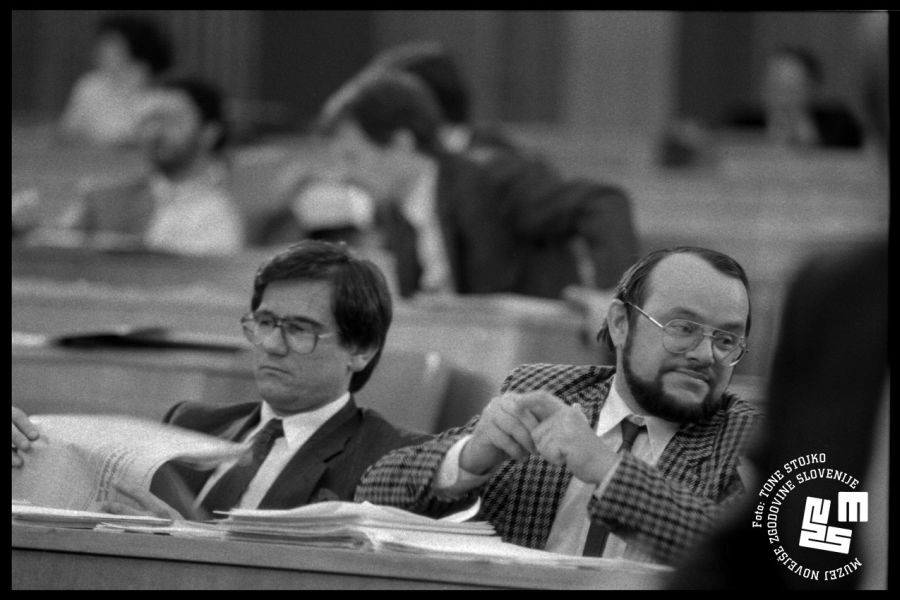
[
  {"xmin": 725, "ymin": 46, "xmax": 864, "ymax": 149},
  {"xmin": 367, "ymin": 41, "xmax": 518, "ymax": 155},
  {"xmin": 59, "ymin": 13, "xmax": 174, "ymax": 147},
  {"xmin": 314, "ymin": 68, "xmax": 639, "ymax": 302},
  {"xmin": 15, "ymin": 76, "xmax": 245, "ymax": 255}
]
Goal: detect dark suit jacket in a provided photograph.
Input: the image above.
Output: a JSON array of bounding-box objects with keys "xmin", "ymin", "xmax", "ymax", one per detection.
[
  {"xmin": 161, "ymin": 398, "xmax": 428, "ymax": 509},
  {"xmin": 379, "ymin": 150, "xmax": 639, "ymax": 298}
]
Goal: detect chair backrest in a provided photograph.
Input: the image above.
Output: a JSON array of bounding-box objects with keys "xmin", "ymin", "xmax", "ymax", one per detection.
[{"xmin": 355, "ymin": 349, "xmax": 451, "ymax": 434}]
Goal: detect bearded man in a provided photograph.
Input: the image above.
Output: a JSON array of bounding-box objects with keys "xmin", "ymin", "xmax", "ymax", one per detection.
[{"xmin": 355, "ymin": 246, "xmax": 760, "ymax": 565}]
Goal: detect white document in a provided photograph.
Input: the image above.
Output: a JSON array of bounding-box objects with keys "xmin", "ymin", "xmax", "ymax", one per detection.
[{"xmin": 11, "ymin": 413, "xmax": 248, "ymax": 513}]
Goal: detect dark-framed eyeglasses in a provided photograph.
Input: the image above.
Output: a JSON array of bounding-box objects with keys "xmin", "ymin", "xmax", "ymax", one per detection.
[
  {"xmin": 240, "ymin": 311, "xmax": 336, "ymax": 355},
  {"xmin": 626, "ymin": 302, "xmax": 747, "ymax": 366}
]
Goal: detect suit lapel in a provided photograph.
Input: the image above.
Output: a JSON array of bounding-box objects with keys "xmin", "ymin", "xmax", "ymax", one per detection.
[{"xmin": 258, "ymin": 399, "xmax": 362, "ymax": 509}]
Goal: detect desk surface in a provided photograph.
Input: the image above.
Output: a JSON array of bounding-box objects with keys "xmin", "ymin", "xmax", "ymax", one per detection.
[{"xmin": 12, "ymin": 523, "xmax": 671, "ymax": 589}]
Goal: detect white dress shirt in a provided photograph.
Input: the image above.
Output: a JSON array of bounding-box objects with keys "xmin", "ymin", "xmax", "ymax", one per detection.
[
  {"xmin": 399, "ymin": 163, "xmax": 455, "ymax": 293},
  {"xmin": 144, "ymin": 163, "xmax": 245, "ymax": 255},
  {"xmin": 543, "ymin": 378, "xmax": 678, "ymax": 561},
  {"xmin": 194, "ymin": 393, "xmax": 351, "ymax": 510}
]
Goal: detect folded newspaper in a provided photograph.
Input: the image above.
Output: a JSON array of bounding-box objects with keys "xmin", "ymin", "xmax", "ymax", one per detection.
[{"xmin": 11, "ymin": 413, "xmax": 249, "ymax": 520}]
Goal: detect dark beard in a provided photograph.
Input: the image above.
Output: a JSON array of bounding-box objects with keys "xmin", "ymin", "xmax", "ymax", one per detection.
[{"xmin": 621, "ymin": 334, "xmax": 723, "ymax": 423}]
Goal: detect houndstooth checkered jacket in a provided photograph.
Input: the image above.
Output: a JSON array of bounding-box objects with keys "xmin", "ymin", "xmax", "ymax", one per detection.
[{"xmin": 355, "ymin": 363, "xmax": 760, "ymax": 565}]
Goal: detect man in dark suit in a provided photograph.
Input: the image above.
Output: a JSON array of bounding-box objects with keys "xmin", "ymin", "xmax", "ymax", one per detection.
[
  {"xmin": 315, "ymin": 69, "xmax": 639, "ymax": 299},
  {"xmin": 12, "ymin": 240, "xmax": 425, "ymax": 517},
  {"xmin": 356, "ymin": 246, "xmax": 761, "ymax": 565}
]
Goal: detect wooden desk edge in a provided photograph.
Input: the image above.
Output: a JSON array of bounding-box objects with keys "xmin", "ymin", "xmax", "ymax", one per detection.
[{"xmin": 12, "ymin": 523, "xmax": 669, "ymax": 589}]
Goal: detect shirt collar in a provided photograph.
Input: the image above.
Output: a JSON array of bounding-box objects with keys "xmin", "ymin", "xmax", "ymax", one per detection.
[
  {"xmin": 257, "ymin": 392, "xmax": 351, "ymax": 451},
  {"xmin": 599, "ymin": 374, "xmax": 680, "ymax": 460}
]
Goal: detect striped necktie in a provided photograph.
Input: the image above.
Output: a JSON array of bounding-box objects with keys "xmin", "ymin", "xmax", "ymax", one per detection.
[{"xmin": 582, "ymin": 417, "xmax": 645, "ymax": 556}]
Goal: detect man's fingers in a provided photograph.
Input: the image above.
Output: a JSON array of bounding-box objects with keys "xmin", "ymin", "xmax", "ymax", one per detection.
[
  {"xmin": 11, "ymin": 451, "xmax": 24, "ymax": 468},
  {"xmin": 494, "ymin": 406, "xmax": 537, "ymax": 454},
  {"xmin": 517, "ymin": 391, "xmax": 566, "ymax": 422},
  {"xmin": 487, "ymin": 426, "xmax": 531, "ymax": 462},
  {"xmin": 12, "ymin": 407, "xmax": 40, "ymax": 453}
]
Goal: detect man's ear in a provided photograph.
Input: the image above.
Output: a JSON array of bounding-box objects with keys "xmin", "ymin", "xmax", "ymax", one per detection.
[
  {"xmin": 606, "ymin": 299, "xmax": 630, "ymax": 351},
  {"xmin": 347, "ymin": 345, "xmax": 379, "ymax": 373}
]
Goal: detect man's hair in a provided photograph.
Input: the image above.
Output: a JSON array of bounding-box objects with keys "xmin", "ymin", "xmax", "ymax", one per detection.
[
  {"xmin": 371, "ymin": 42, "xmax": 470, "ymax": 125},
  {"xmin": 597, "ymin": 246, "xmax": 752, "ymax": 356},
  {"xmin": 250, "ymin": 240, "xmax": 393, "ymax": 393},
  {"xmin": 771, "ymin": 46, "xmax": 823, "ymax": 87},
  {"xmin": 97, "ymin": 14, "xmax": 173, "ymax": 76},
  {"xmin": 160, "ymin": 76, "xmax": 229, "ymax": 153},
  {"xmin": 315, "ymin": 69, "xmax": 443, "ymax": 156}
]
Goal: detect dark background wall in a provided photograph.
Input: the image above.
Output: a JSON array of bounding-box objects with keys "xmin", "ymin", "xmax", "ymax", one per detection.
[{"xmin": 11, "ymin": 10, "xmax": 875, "ymax": 136}]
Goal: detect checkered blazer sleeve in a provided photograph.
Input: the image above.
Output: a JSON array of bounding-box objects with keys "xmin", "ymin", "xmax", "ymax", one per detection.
[
  {"xmin": 589, "ymin": 400, "xmax": 760, "ymax": 564},
  {"xmin": 353, "ymin": 418, "xmax": 485, "ymax": 517}
]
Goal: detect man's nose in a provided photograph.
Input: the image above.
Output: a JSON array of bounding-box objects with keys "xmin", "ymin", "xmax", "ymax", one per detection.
[
  {"xmin": 258, "ymin": 327, "xmax": 289, "ymax": 355},
  {"xmin": 684, "ymin": 333, "xmax": 716, "ymax": 365}
]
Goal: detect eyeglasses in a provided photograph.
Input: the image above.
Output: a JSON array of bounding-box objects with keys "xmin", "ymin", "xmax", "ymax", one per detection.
[
  {"xmin": 626, "ymin": 302, "xmax": 747, "ymax": 366},
  {"xmin": 240, "ymin": 311, "xmax": 336, "ymax": 355}
]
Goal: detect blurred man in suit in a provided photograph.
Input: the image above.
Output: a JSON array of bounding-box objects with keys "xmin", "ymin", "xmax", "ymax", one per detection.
[
  {"xmin": 315, "ymin": 68, "xmax": 639, "ymax": 300},
  {"xmin": 356, "ymin": 246, "xmax": 761, "ymax": 565},
  {"xmin": 12, "ymin": 240, "xmax": 425, "ymax": 518}
]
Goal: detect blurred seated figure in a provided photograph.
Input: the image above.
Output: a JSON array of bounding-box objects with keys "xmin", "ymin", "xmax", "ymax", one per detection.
[
  {"xmin": 254, "ymin": 41, "xmax": 520, "ymax": 250},
  {"xmin": 724, "ymin": 46, "xmax": 864, "ymax": 149},
  {"xmin": 59, "ymin": 13, "xmax": 173, "ymax": 147},
  {"xmin": 314, "ymin": 69, "xmax": 639, "ymax": 301},
  {"xmin": 16, "ymin": 76, "xmax": 245, "ymax": 255}
]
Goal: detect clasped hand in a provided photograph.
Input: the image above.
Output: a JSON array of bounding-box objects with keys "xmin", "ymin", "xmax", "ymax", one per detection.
[{"xmin": 460, "ymin": 392, "xmax": 617, "ymax": 485}]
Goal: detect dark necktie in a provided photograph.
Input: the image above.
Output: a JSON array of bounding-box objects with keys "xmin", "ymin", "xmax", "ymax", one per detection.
[
  {"xmin": 582, "ymin": 417, "xmax": 646, "ymax": 557},
  {"xmin": 201, "ymin": 418, "xmax": 284, "ymax": 516}
]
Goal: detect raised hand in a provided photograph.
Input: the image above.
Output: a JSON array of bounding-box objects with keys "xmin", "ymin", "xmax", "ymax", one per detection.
[{"xmin": 459, "ymin": 390, "xmax": 557, "ymax": 475}]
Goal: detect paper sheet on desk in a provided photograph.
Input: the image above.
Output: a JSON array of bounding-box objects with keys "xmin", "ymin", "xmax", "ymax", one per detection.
[
  {"xmin": 11, "ymin": 414, "xmax": 248, "ymax": 512},
  {"xmin": 220, "ymin": 501, "xmax": 495, "ymax": 535},
  {"xmin": 12, "ymin": 503, "xmax": 171, "ymax": 529}
]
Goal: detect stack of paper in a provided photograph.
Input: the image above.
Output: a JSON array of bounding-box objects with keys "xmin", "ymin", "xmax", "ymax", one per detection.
[
  {"xmin": 215, "ymin": 501, "xmax": 495, "ymax": 550},
  {"xmin": 212, "ymin": 501, "xmax": 652, "ymax": 568}
]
